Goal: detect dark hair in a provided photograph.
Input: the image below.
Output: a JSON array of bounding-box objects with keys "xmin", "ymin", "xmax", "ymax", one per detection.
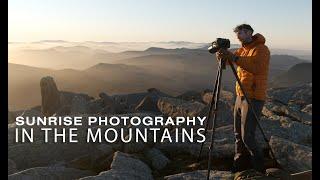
[{"xmin": 233, "ymin": 24, "xmax": 254, "ymax": 33}]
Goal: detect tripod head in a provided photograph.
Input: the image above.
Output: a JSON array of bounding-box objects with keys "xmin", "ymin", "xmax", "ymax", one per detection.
[{"xmin": 208, "ymin": 38, "xmax": 230, "ymax": 70}]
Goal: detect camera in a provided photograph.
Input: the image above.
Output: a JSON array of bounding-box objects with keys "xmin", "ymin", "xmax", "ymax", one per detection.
[{"xmin": 208, "ymin": 38, "xmax": 230, "ymax": 54}]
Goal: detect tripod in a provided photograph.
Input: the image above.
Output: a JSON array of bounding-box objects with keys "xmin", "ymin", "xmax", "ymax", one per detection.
[{"xmin": 197, "ymin": 57, "xmax": 277, "ymax": 180}]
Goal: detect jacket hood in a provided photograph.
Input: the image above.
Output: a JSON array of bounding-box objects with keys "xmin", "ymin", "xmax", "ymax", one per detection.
[{"xmin": 243, "ymin": 33, "xmax": 266, "ymax": 48}]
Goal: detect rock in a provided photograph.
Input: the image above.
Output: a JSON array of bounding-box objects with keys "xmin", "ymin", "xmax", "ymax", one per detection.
[
  {"xmin": 301, "ymin": 104, "xmax": 312, "ymax": 115},
  {"xmin": 257, "ymin": 117, "xmax": 312, "ymax": 147},
  {"xmin": 157, "ymin": 116, "xmax": 312, "ymax": 160},
  {"xmin": 157, "ymin": 97, "xmax": 206, "ymax": 118},
  {"xmin": 110, "ymin": 151, "xmax": 152, "ymax": 176},
  {"xmin": 40, "ymin": 76, "xmax": 61, "ymax": 116},
  {"xmin": 205, "ymin": 100, "xmax": 234, "ymax": 128},
  {"xmin": 60, "ymin": 91, "xmax": 93, "ymax": 106},
  {"xmin": 86, "ymin": 99, "xmax": 104, "ymax": 114},
  {"xmin": 265, "ymin": 101, "xmax": 312, "ymax": 125},
  {"xmin": 202, "ymin": 90, "xmax": 234, "ymax": 106},
  {"xmin": 122, "ymin": 125, "xmax": 161, "ymax": 153},
  {"xmin": 123, "ymin": 138, "xmax": 147, "ymax": 154},
  {"xmin": 157, "ymin": 97, "xmax": 233, "ymax": 128},
  {"xmin": 164, "ymin": 170, "xmax": 234, "ymax": 180},
  {"xmin": 80, "ymin": 151, "xmax": 153, "ymax": 180},
  {"xmin": 176, "ymin": 90, "xmax": 203, "ymax": 102},
  {"xmin": 269, "ymin": 136, "xmax": 312, "ymax": 173},
  {"xmin": 156, "ymin": 125, "xmax": 235, "ymax": 159},
  {"xmin": 8, "ymin": 111, "xmax": 16, "ymax": 124},
  {"xmin": 70, "ymin": 95, "xmax": 89, "ymax": 114},
  {"xmin": 272, "ymin": 102, "xmax": 312, "ymax": 125},
  {"xmin": 267, "ymin": 83, "xmax": 312, "ymax": 107},
  {"xmin": 99, "ymin": 92, "xmax": 116, "ymax": 111},
  {"xmin": 67, "ymin": 144, "xmax": 114, "ymax": 173},
  {"xmin": 8, "ymin": 166, "xmax": 95, "ymax": 180},
  {"xmin": 291, "ymin": 170, "xmax": 312, "ymax": 179},
  {"xmin": 8, "ymin": 142, "xmax": 93, "ymax": 171},
  {"xmin": 8, "ymin": 159, "xmax": 17, "ymax": 175},
  {"xmin": 144, "ymin": 148, "xmax": 170, "ymax": 170},
  {"xmin": 99, "ymin": 92, "xmax": 125, "ymax": 114},
  {"xmin": 234, "ymin": 169, "xmax": 275, "ymax": 180},
  {"xmin": 265, "ymin": 168, "xmax": 291, "ymax": 180},
  {"xmin": 135, "ymin": 95, "xmax": 160, "ymax": 112},
  {"xmin": 112, "ymin": 89, "xmax": 171, "ymax": 112}
]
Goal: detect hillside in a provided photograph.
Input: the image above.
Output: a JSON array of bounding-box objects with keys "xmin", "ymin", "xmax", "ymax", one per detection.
[{"xmin": 270, "ymin": 63, "xmax": 312, "ymax": 88}]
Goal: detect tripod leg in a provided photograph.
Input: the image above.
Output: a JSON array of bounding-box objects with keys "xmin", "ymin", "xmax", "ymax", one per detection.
[
  {"xmin": 206, "ymin": 61, "xmax": 224, "ymax": 180},
  {"xmin": 197, "ymin": 63, "xmax": 221, "ymax": 162},
  {"xmin": 227, "ymin": 59, "xmax": 277, "ymax": 163}
]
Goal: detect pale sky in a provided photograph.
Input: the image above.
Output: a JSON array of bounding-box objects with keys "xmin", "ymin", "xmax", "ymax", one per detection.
[{"xmin": 9, "ymin": 0, "xmax": 312, "ymax": 50}]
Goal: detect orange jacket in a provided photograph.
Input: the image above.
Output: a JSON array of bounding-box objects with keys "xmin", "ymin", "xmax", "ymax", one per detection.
[{"xmin": 232, "ymin": 33, "xmax": 270, "ymax": 100}]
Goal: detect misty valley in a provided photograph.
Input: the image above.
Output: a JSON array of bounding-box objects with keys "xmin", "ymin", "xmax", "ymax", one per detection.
[{"xmin": 8, "ymin": 42, "xmax": 312, "ymax": 111}]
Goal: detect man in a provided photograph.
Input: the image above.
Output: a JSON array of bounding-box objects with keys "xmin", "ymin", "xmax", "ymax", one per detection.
[{"xmin": 216, "ymin": 24, "xmax": 270, "ymax": 173}]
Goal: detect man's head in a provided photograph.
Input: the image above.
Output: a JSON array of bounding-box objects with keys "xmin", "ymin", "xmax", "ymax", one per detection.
[{"xmin": 233, "ymin": 24, "xmax": 254, "ymax": 44}]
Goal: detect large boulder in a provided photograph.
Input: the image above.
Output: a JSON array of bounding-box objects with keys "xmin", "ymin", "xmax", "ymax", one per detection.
[
  {"xmin": 144, "ymin": 148, "xmax": 170, "ymax": 171},
  {"xmin": 8, "ymin": 166, "xmax": 95, "ymax": 180},
  {"xmin": 157, "ymin": 97, "xmax": 206, "ymax": 121},
  {"xmin": 269, "ymin": 136, "xmax": 312, "ymax": 173},
  {"xmin": 40, "ymin": 76, "xmax": 61, "ymax": 116},
  {"xmin": 66, "ymin": 144, "xmax": 114, "ymax": 173},
  {"xmin": 80, "ymin": 151, "xmax": 153, "ymax": 180},
  {"xmin": 157, "ymin": 97, "xmax": 233, "ymax": 128},
  {"xmin": 201, "ymin": 90, "xmax": 234, "ymax": 106},
  {"xmin": 164, "ymin": 170, "xmax": 234, "ymax": 180},
  {"xmin": 256, "ymin": 116, "xmax": 312, "ymax": 147},
  {"xmin": 123, "ymin": 136, "xmax": 148, "ymax": 154},
  {"xmin": 262, "ymin": 100, "xmax": 312, "ymax": 125},
  {"xmin": 70, "ymin": 95, "xmax": 89, "ymax": 115},
  {"xmin": 267, "ymin": 83, "xmax": 312, "ymax": 108}
]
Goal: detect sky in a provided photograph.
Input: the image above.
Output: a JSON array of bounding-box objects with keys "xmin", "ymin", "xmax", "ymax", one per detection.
[{"xmin": 8, "ymin": 0, "xmax": 312, "ymax": 50}]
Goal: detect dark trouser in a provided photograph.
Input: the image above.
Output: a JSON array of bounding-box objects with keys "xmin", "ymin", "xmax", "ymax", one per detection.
[{"xmin": 233, "ymin": 96, "xmax": 265, "ymax": 172}]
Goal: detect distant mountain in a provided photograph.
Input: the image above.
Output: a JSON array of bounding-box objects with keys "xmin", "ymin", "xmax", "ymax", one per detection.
[
  {"xmin": 270, "ymin": 48, "xmax": 312, "ymax": 55},
  {"xmin": 8, "ymin": 46, "xmax": 310, "ymax": 110},
  {"xmin": 270, "ymin": 63, "xmax": 312, "ymax": 88},
  {"xmin": 269, "ymin": 55, "xmax": 305, "ymax": 70}
]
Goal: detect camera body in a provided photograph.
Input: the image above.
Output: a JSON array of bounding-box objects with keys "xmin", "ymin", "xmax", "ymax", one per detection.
[{"xmin": 208, "ymin": 38, "xmax": 230, "ymax": 54}]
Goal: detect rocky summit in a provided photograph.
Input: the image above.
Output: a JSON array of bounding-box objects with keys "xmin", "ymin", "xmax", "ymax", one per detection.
[{"xmin": 8, "ymin": 77, "xmax": 312, "ymax": 179}]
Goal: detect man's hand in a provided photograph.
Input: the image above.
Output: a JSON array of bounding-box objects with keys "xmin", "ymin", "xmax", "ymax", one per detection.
[{"xmin": 216, "ymin": 49, "xmax": 238, "ymax": 62}]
